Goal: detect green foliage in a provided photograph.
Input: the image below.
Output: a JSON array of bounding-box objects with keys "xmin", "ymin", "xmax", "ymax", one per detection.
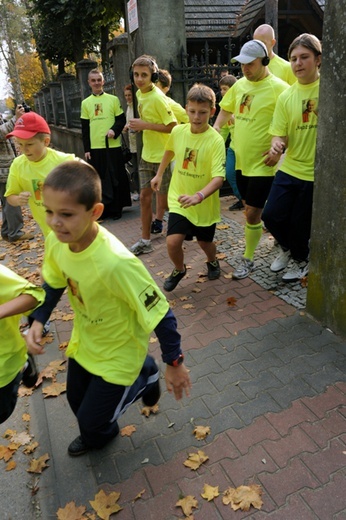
[{"xmin": 28, "ymin": 0, "xmax": 124, "ymax": 69}]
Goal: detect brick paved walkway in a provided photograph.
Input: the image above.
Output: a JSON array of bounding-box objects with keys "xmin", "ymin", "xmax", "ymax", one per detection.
[{"xmin": 1, "ymin": 196, "xmax": 345, "ymax": 519}]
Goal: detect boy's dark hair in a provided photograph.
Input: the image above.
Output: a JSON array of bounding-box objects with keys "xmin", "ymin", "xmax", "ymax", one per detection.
[
  {"xmin": 43, "ymin": 161, "xmax": 102, "ymax": 210},
  {"xmin": 186, "ymin": 83, "xmax": 216, "ymax": 108},
  {"xmin": 219, "ymin": 74, "xmax": 237, "ymax": 88},
  {"xmin": 157, "ymin": 69, "xmax": 172, "ymax": 89}
]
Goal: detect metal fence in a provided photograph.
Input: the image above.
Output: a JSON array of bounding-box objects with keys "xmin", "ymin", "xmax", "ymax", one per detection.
[{"xmin": 169, "ymin": 42, "xmax": 241, "ymax": 104}]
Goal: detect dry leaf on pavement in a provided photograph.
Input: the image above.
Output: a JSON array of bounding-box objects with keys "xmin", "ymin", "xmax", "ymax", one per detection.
[
  {"xmin": 56, "ymin": 501, "xmax": 86, "ymax": 520},
  {"xmin": 223, "ymin": 484, "xmax": 263, "ymax": 511},
  {"xmin": 27, "ymin": 453, "xmax": 50, "ymax": 474},
  {"xmin": 89, "ymin": 489, "xmax": 122, "ymax": 519},
  {"xmin": 216, "ymin": 224, "xmax": 229, "ymax": 230},
  {"xmin": 42, "ymin": 382, "xmax": 66, "ymax": 397},
  {"xmin": 193, "ymin": 425, "xmax": 210, "ymax": 440},
  {"xmin": 10, "ymin": 431, "xmax": 32, "ymax": 445},
  {"xmin": 23, "ymin": 441, "xmax": 39, "ymax": 454},
  {"xmin": 0, "ymin": 445, "xmax": 16, "ymax": 462},
  {"xmin": 226, "ymin": 297, "xmax": 237, "ymax": 307},
  {"xmin": 36, "ymin": 359, "xmax": 66, "ymax": 386},
  {"xmin": 183, "ymin": 450, "xmax": 209, "ymax": 470},
  {"xmin": 120, "ymin": 425, "xmax": 136, "ymax": 437},
  {"xmin": 132, "ymin": 489, "xmax": 145, "ymax": 502},
  {"xmin": 141, "ymin": 404, "xmax": 159, "ymax": 417},
  {"xmin": 176, "ymin": 495, "xmax": 198, "ymax": 516},
  {"xmin": 5, "ymin": 460, "xmax": 17, "ymax": 471},
  {"xmin": 18, "ymin": 386, "xmax": 34, "ymax": 396},
  {"xmin": 62, "ymin": 313, "xmax": 74, "ymax": 321},
  {"xmin": 201, "ymin": 483, "xmax": 219, "ymax": 501}
]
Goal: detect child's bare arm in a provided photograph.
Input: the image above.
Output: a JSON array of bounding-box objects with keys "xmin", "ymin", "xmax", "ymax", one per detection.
[
  {"xmin": 178, "ymin": 176, "xmax": 224, "ymax": 208},
  {"xmin": 7, "ymin": 192, "xmax": 31, "ymax": 207},
  {"xmin": 151, "ymin": 150, "xmax": 175, "ymax": 192},
  {"xmin": 129, "ymin": 118, "xmax": 176, "ymax": 134},
  {"xmin": 0, "ymin": 294, "xmax": 38, "ymax": 319},
  {"xmin": 214, "ymin": 109, "xmax": 233, "ymax": 133}
]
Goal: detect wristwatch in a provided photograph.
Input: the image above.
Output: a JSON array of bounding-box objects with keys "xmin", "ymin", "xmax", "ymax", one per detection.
[{"xmin": 167, "ymin": 354, "xmax": 184, "ymax": 367}]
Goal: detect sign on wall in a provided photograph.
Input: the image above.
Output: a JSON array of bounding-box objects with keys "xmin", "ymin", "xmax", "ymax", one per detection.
[{"xmin": 127, "ymin": 0, "xmax": 139, "ymax": 34}]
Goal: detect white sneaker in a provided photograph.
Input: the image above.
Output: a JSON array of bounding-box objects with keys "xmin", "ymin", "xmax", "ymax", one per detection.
[
  {"xmin": 232, "ymin": 258, "xmax": 254, "ymax": 280},
  {"xmin": 130, "ymin": 239, "xmax": 153, "ymax": 256},
  {"xmin": 270, "ymin": 248, "xmax": 290, "ymax": 272},
  {"xmin": 282, "ymin": 260, "xmax": 309, "ymax": 282}
]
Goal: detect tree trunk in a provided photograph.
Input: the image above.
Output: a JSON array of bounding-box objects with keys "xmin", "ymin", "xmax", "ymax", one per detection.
[{"xmin": 306, "ymin": 0, "xmax": 346, "ymax": 336}]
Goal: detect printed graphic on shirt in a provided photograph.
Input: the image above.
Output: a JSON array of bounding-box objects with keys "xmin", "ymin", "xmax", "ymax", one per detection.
[
  {"xmin": 94, "ymin": 103, "xmax": 103, "ymax": 116},
  {"xmin": 182, "ymin": 148, "xmax": 198, "ymax": 172},
  {"xmin": 67, "ymin": 277, "xmax": 84, "ymax": 305},
  {"xmin": 32, "ymin": 179, "xmax": 44, "ymax": 201},
  {"xmin": 239, "ymin": 94, "xmax": 254, "ymax": 114},
  {"xmin": 140, "ymin": 287, "xmax": 160, "ymax": 311},
  {"xmin": 302, "ymin": 98, "xmax": 318, "ymax": 123}
]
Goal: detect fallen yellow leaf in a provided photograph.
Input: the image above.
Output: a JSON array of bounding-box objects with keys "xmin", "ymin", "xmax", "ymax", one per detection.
[
  {"xmin": 183, "ymin": 450, "xmax": 209, "ymax": 470},
  {"xmin": 201, "ymin": 483, "xmax": 219, "ymax": 501},
  {"xmin": 176, "ymin": 495, "xmax": 198, "ymax": 516},
  {"xmin": 193, "ymin": 425, "xmax": 211, "ymax": 440}
]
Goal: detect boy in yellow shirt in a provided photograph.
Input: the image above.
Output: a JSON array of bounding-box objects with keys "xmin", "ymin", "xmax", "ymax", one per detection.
[
  {"xmin": 0, "ymin": 264, "xmax": 45, "ymax": 423},
  {"xmin": 151, "ymin": 84, "xmax": 225, "ymax": 292},
  {"xmin": 5, "ymin": 112, "xmax": 75, "ymax": 238},
  {"xmin": 128, "ymin": 55, "xmax": 177, "ymax": 255},
  {"xmin": 26, "ymin": 160, "xmax": 191, "ymax": 456}
]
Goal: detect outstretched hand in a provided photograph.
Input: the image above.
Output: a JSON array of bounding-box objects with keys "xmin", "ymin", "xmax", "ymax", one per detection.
[{"xmin": 165, "ymin": 364, "xmax": 192, "ymax": 400}]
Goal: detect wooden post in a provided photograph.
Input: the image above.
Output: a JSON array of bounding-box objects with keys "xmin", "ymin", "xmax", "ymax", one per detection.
[{"xmin": 265, "ymin": 0, "xmax": 278, "ymax": 53}]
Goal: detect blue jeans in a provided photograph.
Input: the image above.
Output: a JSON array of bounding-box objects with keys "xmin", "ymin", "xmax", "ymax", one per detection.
[
  {"xmin": 226, "ymin": 147, "xmax": 241, "ymax": 201},
  {"xmin": 262, "ymin": 170, "xmax": 314, "ymax": 261},
  {"xmin": 66, "ymin": 355, "xmax": 159, "ymax": 448}
]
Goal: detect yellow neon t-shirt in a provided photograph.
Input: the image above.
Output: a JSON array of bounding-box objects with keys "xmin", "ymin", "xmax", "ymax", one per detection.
[
  {"xmin": 220, "ymin": 74, "xmax": 289, "ymax": 177},
  {"xmin": 5, "ymin": 148, "xmax": 75, "ymax": 237},
  {"xmin": 168, "ymin": 98, "xmax": 189, "ymax": 124},
  {"xmin": 166, "ymin": 124, "xmax": 225, "ymax": 226},
  {"xmin": 270, "ymin": 78, "xmax": 320, "ymax": 181},
  {"xmin": 269, "ymin": 55, "xmax": 296, "ymax": 86},
  {"xmin": 81, "ymin": 93, "xmax": 124, "ymax": 149},
  {"xmin": 0, "ymin": 264, "xmax": 45, "ymax": 387},
  {"xmin": 136, "ymin": 86, "xmax": 177, "ymax": 163},
  {"xmin": 42, "ymin": 226, "xmax": 170, "ymax": 385}
]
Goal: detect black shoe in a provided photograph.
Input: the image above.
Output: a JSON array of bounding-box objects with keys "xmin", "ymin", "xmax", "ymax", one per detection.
[
  {"xmin": 142, "ymin": 379, "xmax": 161, "ymax": 407},
  {"xmin": 163, "ymin": 266, "xmax": 186, "ymax": 292},
  {"xmin": 151, "ymin": 219, "xmax": 163, "ymax": 234},
  {"xmin": 22, "ymin": 354, "xmax": 38, "ymax": 387},
  {"xmin": 68, "ymin": 435, "xmax": 89, "ymax": 457},
  {"xmin": 229, "ymin": 200, "xmax": 244, "ymax": 211},
  {"xmin": 207, "ymin": 260, "xmax": 221, "ymax": 280}
]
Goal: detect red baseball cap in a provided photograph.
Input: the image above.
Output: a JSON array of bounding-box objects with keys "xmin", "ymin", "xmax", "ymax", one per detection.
[{"xmin": 6, "ymin": 112, "xmax": 51, "ymax": 139}]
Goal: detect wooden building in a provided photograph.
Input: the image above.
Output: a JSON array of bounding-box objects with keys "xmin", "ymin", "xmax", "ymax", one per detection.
[{"xmin": 184, "ymin": 0, "xmax": 325, "ymax": 65}]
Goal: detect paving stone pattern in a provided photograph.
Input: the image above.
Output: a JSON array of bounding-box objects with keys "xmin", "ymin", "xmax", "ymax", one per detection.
[{"xmin": 0, "ymin": 199, "xmax": 345, "ymax": 520}]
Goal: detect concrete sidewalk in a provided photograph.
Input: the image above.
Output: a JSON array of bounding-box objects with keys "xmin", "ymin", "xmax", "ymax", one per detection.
[{"xmin": 1, "ymin": 196, "xmax": 345, "ymax": 519}]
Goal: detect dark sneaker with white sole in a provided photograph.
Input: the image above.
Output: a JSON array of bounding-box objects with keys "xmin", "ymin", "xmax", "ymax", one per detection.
[
  {"xmin": 68, "ymin": 436, "xmax": 89, "ymax": 457},
  {"xmin": 163, "ymin": 266, "xmax": 186, "ymax": 292},
  {"xmin": 22, "ymin": 354, "xmax": 38, "ymax": 388},
  {"xmin": 207, "ymin": 260, "xmax": 221, "ymax": 280}
]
